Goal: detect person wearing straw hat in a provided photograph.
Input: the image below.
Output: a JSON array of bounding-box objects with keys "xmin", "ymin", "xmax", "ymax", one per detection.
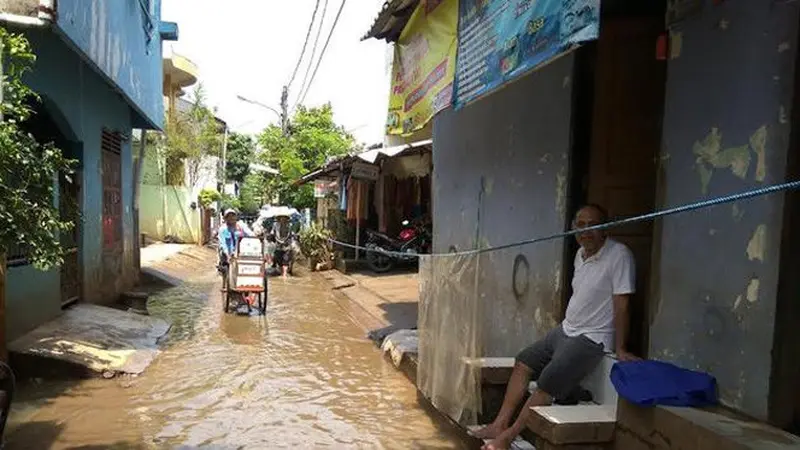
[
  {"xmin": 217, "ymin": 208, "xmax": 254, "ymax": 269},
  {"xmin": 268, "ymin": 213, "xmax": 293, "ymax": 279}
]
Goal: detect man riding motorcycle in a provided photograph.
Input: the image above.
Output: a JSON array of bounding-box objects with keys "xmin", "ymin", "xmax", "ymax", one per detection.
[{"xmin": 265, "ymin": 214, "xmax": 294, "ymax": 278}]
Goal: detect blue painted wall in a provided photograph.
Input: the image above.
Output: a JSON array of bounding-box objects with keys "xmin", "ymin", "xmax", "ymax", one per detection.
[
  {"xmin": 55, "ymin": 0, "xmax": 165, "ymax": 129},
  {"xmin": 5, "ymin": 29, "xmax": 137, "ymax": 340},
  {"xmin": 432, "ymin": 55, "xmax": 575, "ymax": 356},
  {"xmin": 649, "ymin": 1, "xmax": 799, "ymax": 420}
]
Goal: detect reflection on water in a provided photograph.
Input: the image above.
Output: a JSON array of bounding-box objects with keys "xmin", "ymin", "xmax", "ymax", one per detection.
[{"xmin": 6, "ymin": 271, "xmax": 470, "ymax": 449}]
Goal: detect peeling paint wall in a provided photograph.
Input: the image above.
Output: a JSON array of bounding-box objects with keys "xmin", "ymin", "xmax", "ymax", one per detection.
[
  {"xmin": 431, "ymin": 55, "xmax": 574, "ymax": 356},
  {"xmin": 55, "ymin": 0, "xmax": 165, "ymax": 128},
  {"xmin": 649, "ymin": 1, "xmax": 799, "ymax": 420}
]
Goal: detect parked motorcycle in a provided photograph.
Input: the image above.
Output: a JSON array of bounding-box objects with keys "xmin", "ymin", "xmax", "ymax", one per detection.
[{"xmin": 365, "ymin": 219, "xmax": 431, "ymax": 273}]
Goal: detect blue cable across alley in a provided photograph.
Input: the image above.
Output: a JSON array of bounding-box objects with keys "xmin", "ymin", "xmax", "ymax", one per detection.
[{"xmin": 328, "ymin": 179, "xmax": 800, "ymax": 259}]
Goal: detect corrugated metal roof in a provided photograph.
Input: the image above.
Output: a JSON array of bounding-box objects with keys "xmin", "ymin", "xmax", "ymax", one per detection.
[
  {"xmin": 361, "ymin": 0, "xmax": 419, "ymax": 42},
  {"xmin": 295, "ymin": 139, "xmax": 433, "ymax": 185}
]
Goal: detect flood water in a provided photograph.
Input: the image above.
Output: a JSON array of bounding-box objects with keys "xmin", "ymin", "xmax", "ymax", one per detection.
[{"xmin": 5, "ymin": 265, "xmax": 471, "ymax": 449}]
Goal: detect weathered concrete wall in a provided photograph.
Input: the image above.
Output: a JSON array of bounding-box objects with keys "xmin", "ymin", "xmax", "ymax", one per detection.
[
  {"xmin": 431, "ymin": 55, "xmax": 575, "ymax": 356},
  {"xmin": 5, "ymin": 266, "xmax": 61, "ymax": 341},
  {"xmin": 55, "ymin": 0, "xmax": 165, "ymax": 128},
  {"xmin": 23, "ymin": 30, "xmax": 136, "ymax": 304},
  {"xmin": 0, "ymin": 0, "xmax": 38, "ymax": 16},
  {"xmin": 649, "ymin": 0, "xmax": 799, "ymax": 420}
]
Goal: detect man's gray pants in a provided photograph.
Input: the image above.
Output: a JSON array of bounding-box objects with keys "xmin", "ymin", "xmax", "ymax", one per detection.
[{"xmin": 516, "ymin": 325, "xmax": 605, "ymax": 401}]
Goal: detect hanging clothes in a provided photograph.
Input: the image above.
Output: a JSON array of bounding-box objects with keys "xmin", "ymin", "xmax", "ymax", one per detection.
[
  {"xmin": 376, "ymin": 172, "xmax": 387, "ymax": 233},
  {"xmin": 339, "ymin": 174, "xmax": 348, "ymax": 211},
  {"xmin": 346, "ymin": 178, "xmax": 369, "ymax": 222}
]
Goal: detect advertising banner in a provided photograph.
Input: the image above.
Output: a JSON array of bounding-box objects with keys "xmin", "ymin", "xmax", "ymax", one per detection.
[
  {"xmin": 455, "ymin": 0, "xmax": 600, "ymax": 108},
  {"xmin": 387, "ymin": 0, "xmax": 459, "ymax": 136}
]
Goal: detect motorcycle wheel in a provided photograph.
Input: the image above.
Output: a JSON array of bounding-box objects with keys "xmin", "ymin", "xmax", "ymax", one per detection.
[{"xmin": 366, "ymin": 245, "xmax": 394, "ymax": 273}]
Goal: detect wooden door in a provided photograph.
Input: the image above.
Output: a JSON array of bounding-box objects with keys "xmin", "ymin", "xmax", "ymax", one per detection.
[
  {"xmin": 586, "ymin": 17, "xmax": 666, "ymax": 356},
  {"xmin": 101, "ymin": 130, "xmax": 123, "ymax": 294},
  {"xmin": 60, "ymin": 167, "xmax": 82, "ymax": 307}
]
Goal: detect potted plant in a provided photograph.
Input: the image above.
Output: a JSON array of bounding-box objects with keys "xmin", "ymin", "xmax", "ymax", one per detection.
[{"xmin": 298, "ymin": 223, "xmax": 333, "ymax": 271}]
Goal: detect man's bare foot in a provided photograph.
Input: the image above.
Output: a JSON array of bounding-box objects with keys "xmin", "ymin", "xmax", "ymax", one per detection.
[
  {"xmin": 468, "ymin": 422, "xmax": 507, "ymax": 439},
  {"xmin": 481, "ymin": 433, "xmax": 513, "ymax": 450}
]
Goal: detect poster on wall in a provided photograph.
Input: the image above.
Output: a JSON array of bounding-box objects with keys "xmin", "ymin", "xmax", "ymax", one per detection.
[
  {"xmin": 387, "ymin": 0, "xmax": 459, "ymax": 136},
  {"xmin": 455, "ymin": 0, "xmax": 600, "ymax": 108}
]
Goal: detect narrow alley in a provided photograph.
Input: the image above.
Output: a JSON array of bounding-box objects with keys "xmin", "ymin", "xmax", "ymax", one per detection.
[{"xmin": 3, "ymin": 248, "xmax": 470, "ymax": 449}]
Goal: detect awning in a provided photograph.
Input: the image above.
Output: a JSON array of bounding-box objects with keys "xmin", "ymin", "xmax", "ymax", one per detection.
[
  {"xmin": 356, "ymin": 139, "xmax": 432, "ymax": 163},
  {"xmin": 295, "ymin": 139, "xmax": 433, "ymax": 186},
  {"xmin": 361, "ymin": 0, "xmax": 419, "ymax": 42}
]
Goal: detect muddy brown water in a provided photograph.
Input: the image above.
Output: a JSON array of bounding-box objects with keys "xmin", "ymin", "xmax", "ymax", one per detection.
[{"xmin": 5, "ymin": 268, "xmax": 473, "ymax": 449}]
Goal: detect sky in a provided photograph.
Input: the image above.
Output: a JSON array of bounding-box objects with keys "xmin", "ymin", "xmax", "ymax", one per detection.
[{"xmin": 161, "ymin": 0, "xmax": 392, "ymax": 146}]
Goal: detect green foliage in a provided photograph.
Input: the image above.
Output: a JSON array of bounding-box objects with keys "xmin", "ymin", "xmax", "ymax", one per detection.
[
  {"xmin": 219, "ymin": 193, "xmax": 241, "ymax": 212},
  {"xmin": 0, "ymin": 28, "xmax": 76, "ymax": 270},
  {"xmin": 298, "ymin": 222, "xmax": 332, "ymax": 265},
  {"xmin": 258, "ymin": 103, "xmax": 354, "ymax": 209},
  {"xmin": 197, "ymin": 188, "xmax": 221, "ymax": 208},
  {"xmin": 160, "ymin": 85, "xmax": 223, "ymax": 186},
  {"xmin": 238, "ymin": 172, "xmax": 270, "ymax": 215},
  {"xmin": 225, "ymin": 132, "xmax": 256, "ymax": 184}
]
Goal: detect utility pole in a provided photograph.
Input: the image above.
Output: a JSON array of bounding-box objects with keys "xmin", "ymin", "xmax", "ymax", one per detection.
[
  {"xmin": 0, "ymin": 38, "xmax": 6, "ymax": 363},
  {"xmin": 280, "ymin": 85, "xmax": 289, "ymax": 136}
]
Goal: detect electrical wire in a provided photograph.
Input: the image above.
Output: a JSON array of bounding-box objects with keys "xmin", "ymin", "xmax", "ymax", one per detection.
[
  {"xmin": 329, "ymin": 179, "xmax": 800, "ymax": 259},
  {"xmin": 287, "ymin": 0, "xmax": 322, "ymax": 91},
  {"xmin": 296, "ymin": 0, "xmax": 347, "ymax": 108},
  {"xmin": 294, "ymin": 0, "xmax": 330, "ymax": 111}
]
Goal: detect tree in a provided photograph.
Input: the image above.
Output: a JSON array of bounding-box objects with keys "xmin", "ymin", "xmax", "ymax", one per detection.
[
  {"xmin": 160, "ymin": 85, "xmax": 223, "ymax": 187},
  {"xmin": 238, "ymin": 172, "xmax": 270, "ymax": 215},
  {"xmin": 225, "ymin": 132, "xmax": 256, "ymax": 184},
  {"xmin": 0, "ymin": 29, "xmax": 76, "ymax": 360},
  {"xmin": 257, "ymin": 103, "xmax": 354, "ymax": 209}
]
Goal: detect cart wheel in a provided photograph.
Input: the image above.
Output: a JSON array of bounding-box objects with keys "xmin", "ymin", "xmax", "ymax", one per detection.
[
  {"xmin": 222, "ymin": 276, "xmax": 230, "ymax": 313},
  {"xmin": 261, "ymin": 275, "xmax": 268, "ymax": 314}
]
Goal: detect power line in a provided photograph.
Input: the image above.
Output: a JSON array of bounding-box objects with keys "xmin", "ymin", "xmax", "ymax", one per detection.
[
  {"xmin": 294, "ymin": 0, "xmax": 329, "ymax": 110},
  {"xmin": 287, "ymin": 0, "xmax": 322, "ymax": 90},
  {"xmin": 296, "ymin": 0, "xmax": 347, "ymax": 108}
]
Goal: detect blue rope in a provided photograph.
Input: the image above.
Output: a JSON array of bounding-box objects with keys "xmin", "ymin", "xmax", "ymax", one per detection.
[{"xmin": 329, "ymin": 180, "xmax": 800, "ymax": 258}]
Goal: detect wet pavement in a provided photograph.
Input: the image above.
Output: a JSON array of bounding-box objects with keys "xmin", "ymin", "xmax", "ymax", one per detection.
[{"xmin": 4, "ymin": 253, "xmax": 472, "ymax": 449}]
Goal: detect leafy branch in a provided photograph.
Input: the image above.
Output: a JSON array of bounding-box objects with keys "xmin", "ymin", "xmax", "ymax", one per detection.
[{"xmin": 0, "ymin": 28, "xmax": 76, "ymax": 270}]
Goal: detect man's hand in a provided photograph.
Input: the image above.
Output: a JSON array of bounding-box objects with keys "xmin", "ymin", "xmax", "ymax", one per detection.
[{"xmin": 616, "ymin": 349, "xmax": 640, "ymax": 362}]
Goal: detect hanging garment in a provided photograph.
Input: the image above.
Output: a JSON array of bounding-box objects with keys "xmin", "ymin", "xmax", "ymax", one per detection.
[{"xmin": 339, "ymin": 175, "xmax": 348, "ymax": 211}]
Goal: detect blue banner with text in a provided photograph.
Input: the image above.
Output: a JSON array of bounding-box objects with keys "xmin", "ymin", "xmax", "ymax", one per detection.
[{"xmin": 455, "ymin": 0, "xmax": 600, "ymax": 108}]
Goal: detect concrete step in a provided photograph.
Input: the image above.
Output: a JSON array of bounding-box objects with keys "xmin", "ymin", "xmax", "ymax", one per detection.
[{"xmin": 527, "ymin": 405, "xmax": 616, "ymax": 446}]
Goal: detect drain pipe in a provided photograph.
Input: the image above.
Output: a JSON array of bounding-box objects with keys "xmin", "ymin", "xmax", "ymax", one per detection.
[{"xmin": 132, "ymin": 130, "xmax": 146, "ymax": 274}]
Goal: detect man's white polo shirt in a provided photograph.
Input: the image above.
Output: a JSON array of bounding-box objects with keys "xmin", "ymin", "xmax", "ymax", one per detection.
[{"xmin": 561, "ymin": 238, "xmax": 636, "ymax": 352}]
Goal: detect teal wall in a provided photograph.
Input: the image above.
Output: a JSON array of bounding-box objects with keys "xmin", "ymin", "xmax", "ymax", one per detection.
[
  {"xmin": 55, "ymin": 0, "xmax": 167, "ymax": 128},
  {"xmin": 5, "ymin": 266, "xmax": 61, "ymax": 342},
  {"xmin": 5, "ymin": 30, "xmax": 139, "ymax": 340}
]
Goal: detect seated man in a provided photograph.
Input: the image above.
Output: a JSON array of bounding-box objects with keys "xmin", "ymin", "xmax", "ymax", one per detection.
[{"xmin": 474, "ymin": 204, "xmax": 638, "ymax": 450}]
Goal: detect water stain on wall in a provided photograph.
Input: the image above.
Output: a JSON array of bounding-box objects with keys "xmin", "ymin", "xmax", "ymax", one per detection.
[
  {"xmin": 746, "ymin": 278, "xmax": 760, "ymax": 303},
  {"xmin": 746, "ymin": 224, "xmax": 767, "ymax": 262},
  {"xmin": 750, "ymin": 126, "xmax": 768, "ymax": 182},
  {"xmin": 555, "ymin": 167, "xmax": 567, "ymax": 219},
  {"xmin": 693, "ymin": 126, "xmax": 769, "ymax": 193}
]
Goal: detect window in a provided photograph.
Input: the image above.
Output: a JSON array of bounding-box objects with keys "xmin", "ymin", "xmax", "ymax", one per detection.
[{"xmin": 101, "ymin": 129, "xmax": 123, "ymax": 250}]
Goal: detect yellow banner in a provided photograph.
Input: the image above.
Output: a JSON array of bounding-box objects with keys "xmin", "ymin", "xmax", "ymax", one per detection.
[{"xmin": 387, "ymin": 0, "xmax": 458, "ymax": 136}]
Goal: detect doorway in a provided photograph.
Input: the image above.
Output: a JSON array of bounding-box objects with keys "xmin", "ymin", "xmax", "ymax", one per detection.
[
  {"xmin": 21, "ymin": 99, "xmax": 84, "ymax": 307},
  {"xmin": 566, "ymin": 2, "xmax": 668, "ymax": 357}
]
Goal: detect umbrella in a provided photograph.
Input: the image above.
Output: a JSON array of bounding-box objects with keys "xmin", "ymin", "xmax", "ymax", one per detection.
[{"xmin": 261, "ymin": 205, "xmax": 299, "ymax": 218}]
